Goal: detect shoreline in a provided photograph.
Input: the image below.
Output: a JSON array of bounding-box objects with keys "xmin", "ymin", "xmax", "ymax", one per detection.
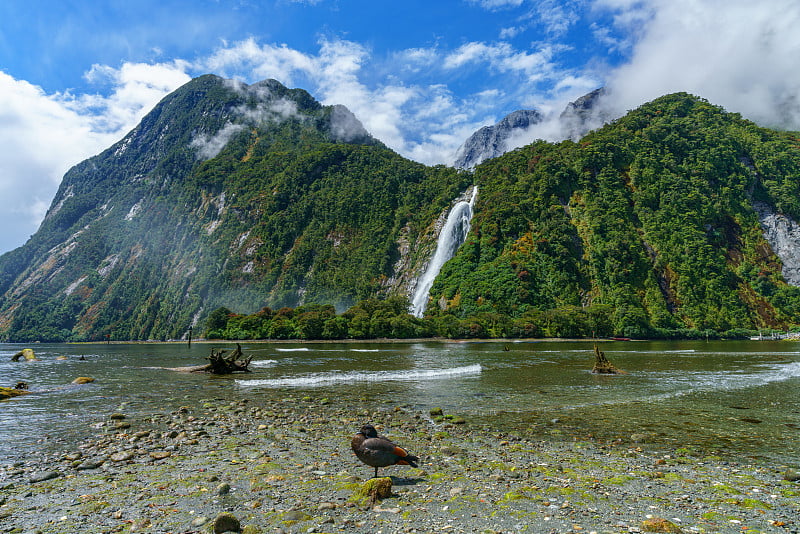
[
  {"xmin": 61, "ymin": 337, "xmax": 601, "ymax": 345},
  {"xmin": 2, "ymin": 392, "xmax": 797, "ymax": 533}
]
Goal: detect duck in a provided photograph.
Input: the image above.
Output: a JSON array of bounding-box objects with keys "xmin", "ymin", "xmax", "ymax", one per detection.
[{"xmin": 351, "ymin": 424, "xmax": 419, "ymax": 478}]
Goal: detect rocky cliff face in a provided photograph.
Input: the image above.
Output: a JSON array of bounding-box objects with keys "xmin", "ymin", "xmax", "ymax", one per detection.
[
  {"xmin": 0, "ymin": 75, "xmax": 467, "ymax": 342},
  {"xmin": 453, "ymin": 88, "xmax": 612, "ymax": 169},
  {"xmin": 754, "ymin": 201, "xmax": 800, "ymax": 286},
  {"xmin": 453, "ymin": 109, "xmax": 543, "ymax": 169},
  {"xmin": 559, "ymin": 87, "xmax": 612, "ymax": 140}
]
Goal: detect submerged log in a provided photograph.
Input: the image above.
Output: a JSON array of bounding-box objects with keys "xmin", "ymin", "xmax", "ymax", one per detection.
[
  {"xmin": 592, "ymin": 344, "xmax": 626, "ymax": 374},
  {"xmin": 198, "ymin": 343, "xmax": 252, "ymax": 374}
]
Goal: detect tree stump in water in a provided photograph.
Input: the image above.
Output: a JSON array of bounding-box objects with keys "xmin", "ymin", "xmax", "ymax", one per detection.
[
  {"xmin": 201, "ymin": 343, "xmax": 252, "ymax": 374},
  {"xmin": 592, "ymin": 344, "xmax": 625, "ymax": 374},
  {"xmin": 11, "ymin": 348, "xmax": 37, "ymax": 361}
]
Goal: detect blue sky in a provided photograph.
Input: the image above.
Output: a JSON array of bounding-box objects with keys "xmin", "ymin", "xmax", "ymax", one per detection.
[{"xmin": 1, "ymin": 0, "xmax": 799, "ymax": 253}]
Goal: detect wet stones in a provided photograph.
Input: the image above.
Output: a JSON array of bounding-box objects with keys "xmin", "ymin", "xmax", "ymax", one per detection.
[
  {"xmin": 29, "ymin": 471, "xmax": 60, "ymax": 483},
  {"xmin": 783, "ymin": 468, "xmax": 800, "ymax": 482},
  {"xmin": 109, "ymin": 451, "xmax": 135, "ymax": 462},
  {"xmin": 211, "ymin": 512, "xmax": 241, "ymax": 533}
]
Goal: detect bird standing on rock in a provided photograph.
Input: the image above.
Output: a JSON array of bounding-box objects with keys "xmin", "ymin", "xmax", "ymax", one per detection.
[{"xmin": 351, "ymin": 424, "xmax": 419, "ymax": 478}]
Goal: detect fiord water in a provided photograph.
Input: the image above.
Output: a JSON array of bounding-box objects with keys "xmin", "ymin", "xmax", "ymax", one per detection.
[{"xmin": 1, "ymin": 339, "xmax": 799, "ymax": 468}]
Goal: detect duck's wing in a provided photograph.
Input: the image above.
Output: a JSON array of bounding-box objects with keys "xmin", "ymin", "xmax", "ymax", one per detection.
[{"xmin": 362, "ymin": 437, "xmax": 418, "ymax": 467}]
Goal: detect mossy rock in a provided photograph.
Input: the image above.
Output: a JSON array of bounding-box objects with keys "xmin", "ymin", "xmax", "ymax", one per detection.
[
  {"xmin": 0, "ymin": 387, "xmax": 29, "ymax": 400},
  {"xmin": 209, "ymin": 512, "xmax": 241, "ymax": 533},
  {"xmin": 280, "ymin": 510, "xmax": 311, "ymax": 525},
  {"xmin": 349, "ymin": 477, "xmax": 392, "ymax": 506},
  {"xmin": 72, "ymin": 377, "xmax": 95, "ymax": 384},
  {"xmin": 642, "ymin": 518, "xmax": 683, "ymax": 533}
]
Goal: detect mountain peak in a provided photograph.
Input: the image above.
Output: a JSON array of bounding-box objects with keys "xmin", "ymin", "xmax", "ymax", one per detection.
[{"xmin": 453, "ymin": 109, "xmax": 543, "ymax": 170}]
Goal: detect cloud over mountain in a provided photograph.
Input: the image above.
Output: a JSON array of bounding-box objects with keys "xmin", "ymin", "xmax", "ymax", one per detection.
[{"xmin": 1, "ymin": 0, "xmax": 799, "ymax": 254}]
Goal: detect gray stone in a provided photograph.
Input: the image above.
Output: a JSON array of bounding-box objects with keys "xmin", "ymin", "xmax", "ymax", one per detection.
[
  {"xmin": 211, "ymin": 512, "xmax": 241, "ymax": 533},
  {"xmin": 453, "ymin": 110, "xmax": 543, "ymax": 169},
  {"xmin": 783, "ymin": 468, "xmax": 800, "ymax": 482},
  {"xmin": 29, "ymin": 471, "xmax": 60, "ymax": 483}
]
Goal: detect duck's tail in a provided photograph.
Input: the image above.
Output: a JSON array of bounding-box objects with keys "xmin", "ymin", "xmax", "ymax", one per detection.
[{"xmin": 395, "ymin": 449, "xmax": 419, "ymax": 468}]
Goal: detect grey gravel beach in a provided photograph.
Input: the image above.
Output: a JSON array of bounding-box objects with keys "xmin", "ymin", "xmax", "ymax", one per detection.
[{"xmin": 2, "ymin": 393, "xmax": 798, "ymax": 534}]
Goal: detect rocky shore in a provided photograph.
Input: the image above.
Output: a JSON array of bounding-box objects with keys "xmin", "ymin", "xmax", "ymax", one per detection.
[{"xmin": 1, "ymin": 393, "xmax": 798, "ymax": 534}]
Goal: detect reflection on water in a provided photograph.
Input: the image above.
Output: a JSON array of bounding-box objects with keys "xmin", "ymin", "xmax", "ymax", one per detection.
[{"xmin": 1, "ymin": 340, "xmax": 798, "ymax": 466}]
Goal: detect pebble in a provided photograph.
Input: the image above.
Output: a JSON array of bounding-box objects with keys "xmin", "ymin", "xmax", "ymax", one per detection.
[
  {"xmin": 29, "ymin": 471, "xmax": 60, "ymax": 483},
  {"xmin": 783, "ymin": 468, "xmax": 800, "ymax": 482},
  {"xmin": 75, "ymin": 459, "xmax": 104, "ymax": 470},
  {"xmin": 2, "ymin": 392, "xmax": 797, "ymax": 534},
  {"xmin": 109, "ymin": 451, "xmax": 135, "ymax": 462},
  {"xmin": 191, "ymin": 516, "xmax": 210, "ymax": 527}
]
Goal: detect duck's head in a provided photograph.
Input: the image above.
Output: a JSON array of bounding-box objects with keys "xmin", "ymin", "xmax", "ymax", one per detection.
[{"xmin": 358, "ymin": 424, "xmax": 378, "ymax": 437}]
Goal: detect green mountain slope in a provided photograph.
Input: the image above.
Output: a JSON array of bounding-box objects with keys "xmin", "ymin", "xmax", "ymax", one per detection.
[
  {"xmin": 427, "ymin": 93, "xmax": 800, "ymax": 337},
  {"xmin": 0, "ymin": 75, "xmax": 469, "ymax": 341},
  {"xmin": 1, "ymin": 83, "xmax": 799, "ymax": 342}
]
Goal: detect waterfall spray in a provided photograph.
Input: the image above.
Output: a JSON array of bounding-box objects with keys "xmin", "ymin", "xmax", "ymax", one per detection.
[{"xmin": 411, "ymin": 186, "xmax": 478, "ymax": 317}]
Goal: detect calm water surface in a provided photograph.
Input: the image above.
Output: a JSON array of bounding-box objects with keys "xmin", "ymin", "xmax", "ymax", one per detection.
[{"xmin": 1, "ymin": 340, "xmax": 798, "ymax": 466}]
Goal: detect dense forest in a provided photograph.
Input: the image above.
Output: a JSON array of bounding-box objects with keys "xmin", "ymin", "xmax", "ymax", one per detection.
[
  {"xmin": 0, "ymin": 77, "xmax": 799, "ymax": 342},
  {"xmin": 427, "ymin": 93, "xmax": 800, "ymax": 338}
]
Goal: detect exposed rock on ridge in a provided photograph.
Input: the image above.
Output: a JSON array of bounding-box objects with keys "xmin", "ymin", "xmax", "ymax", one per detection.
[
  {"xmin": 559, "ymin": 87, "xmax": 612, "ymax": 140},
  {"xmin": 453, "ymin": 88, "xmax": 612, "ymax": 170},
  {"xmin": 453, "ymin": 110, "xmax": 543, "ymax": 169},
  {"xmin": 753, "ymin": 201, "xmax": 800, "ymax": 286}
]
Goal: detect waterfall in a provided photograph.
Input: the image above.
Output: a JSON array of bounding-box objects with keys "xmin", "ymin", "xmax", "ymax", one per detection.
[{"xmin": 411, "ymin": 186, "xmax": 478, "ymax": 317}]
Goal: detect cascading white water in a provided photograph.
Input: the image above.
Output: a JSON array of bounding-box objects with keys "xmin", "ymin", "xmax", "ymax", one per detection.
[{"xmin": 411, "ymin": 186, "xmax": 477, "ymax": 317}]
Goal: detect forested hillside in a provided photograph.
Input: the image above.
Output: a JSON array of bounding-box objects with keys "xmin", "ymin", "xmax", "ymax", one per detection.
[
  {"xmin": 427, "ymin": 93, "xmax": 800, "ymax": 337},
  {"xmin": 0, "ymin": 75, "xmax": 468, "ymax": 342},
  {"xmin": 0, "ymin": 81, "xmax": 798, "ymax": 342}
]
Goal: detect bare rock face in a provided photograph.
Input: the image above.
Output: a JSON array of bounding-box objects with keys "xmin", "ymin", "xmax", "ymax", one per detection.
[
  {"xmin": 452, "ymin": 88, "xmax": 612, "ymax": 170},
  {"xmin": 453, "ymin": 109, "xmax": 543, "ymax": 170},
  {"xmin": 753, "ymin": 201, "xmax": 800, "ymax": 286},
  {"xmin": 559, "ymin": 87, "xmax": 612, "ymax": 140}
]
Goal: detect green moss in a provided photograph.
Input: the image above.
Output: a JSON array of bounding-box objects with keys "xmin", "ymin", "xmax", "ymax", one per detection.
[
  {"xmin": 710, "ymin": 483, "xmax": 742, "ymax": 495},
  {"xmin": 603, "ymin": 474, "xmax": 636, "ymax": 485},
  {"xmin": 428, "ymin": 472, "xmax": 449, "ymax": 483},
  {"xmin": 79, "ymin": 500, "xmax": 110, "ymax": 514},
  {"xmin": 498, "ymin": 491, "xmax": 527, "ymax": 503},
  {"xmin": 349, "ymin": 477, "xmax": 393, "ymax": 506},
  {"xmin": 737, "ymin": 498, "xmax": 772, "ymax": 510}
]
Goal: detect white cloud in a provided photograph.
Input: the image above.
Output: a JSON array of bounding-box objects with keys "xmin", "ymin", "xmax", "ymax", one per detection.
[
  {"xmin": 443, "ymin": 41, "xmax": 554, "ymax": 79},
  {"xmin": 200, "ymin": 38, "xmax": 316, "ymax": 87},
  {"xmin": 597, "ymin": 0, "xmax": 800, "ymax": 130},
  {"xmin": 0, "ymin": 63, "xmax": 189, "ymax": 253},
  {"xmin": 196, "ymin": 37, "xmax": 493, "ymax": 164},
  {"xmin": 467, "ymin": 0, "xmax": 524, "ymax": 10},
  {"xmin": 536, "ymin": 0, "xmax": 581, "ymax": 36},
  {"xmin": 80, "ymin": 61, "xmax": 191, "ymax": 132},
  {"xmin": 191, "ymin": 122, "xmax": 246, "ymax": 160}
]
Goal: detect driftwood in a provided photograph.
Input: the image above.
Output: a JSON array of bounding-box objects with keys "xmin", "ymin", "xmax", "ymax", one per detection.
[
  {"xmin": 197, "ymin": 343, "xmax": 252, "ymax": 374},
  {"xmin": 1, "ymin": 385, "xmax": 31, "ymax": 400},
  {"xmin": 11, "ymin": 348, "xmax": 38, "ymax": 361},
  {"xmin": 591, "ymin": 344, "xmax": 626, "ymax": 374}
]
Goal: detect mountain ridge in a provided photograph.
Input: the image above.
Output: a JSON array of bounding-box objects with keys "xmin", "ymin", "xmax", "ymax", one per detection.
[{"xmin": 1, "ymin": 78, "xmax": 799, "ymax": 341}]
